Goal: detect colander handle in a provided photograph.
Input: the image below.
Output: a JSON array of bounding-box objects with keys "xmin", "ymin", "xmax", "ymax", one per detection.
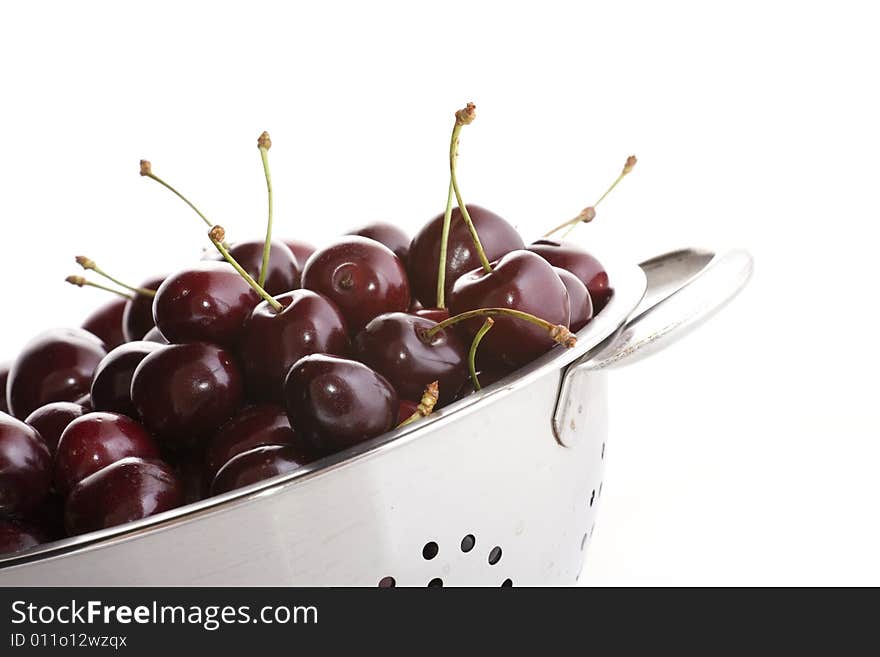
[{"xmin": 552, "ymin": 248, "xmax": 753, "ymax": 445}]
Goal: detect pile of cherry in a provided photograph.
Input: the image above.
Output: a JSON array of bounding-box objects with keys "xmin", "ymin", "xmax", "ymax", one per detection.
[{"xmin": 0, "ymin": 104, "xmax": 635, "ymax": 557}]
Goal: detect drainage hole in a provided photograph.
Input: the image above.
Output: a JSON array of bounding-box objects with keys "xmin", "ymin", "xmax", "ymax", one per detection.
[
  {"xmin": 460, "ymin": 534, "xmax": 476, "ymax": 553},
  {"xmin": 422, "ymin": 541, "xmax": 439, "ymax": 560},
  {"xmin": 501, "ymin": 578, "xmax": 513, "ymax": 587},
  {"xmin": 378, "ymin": 576, "xmax": 396, "ymax": 588},
  {"xmin": 488, "ymin": 546, "xmax": 503, "ymax": 565},
  {"xmin": 428, "ymin": 578, "xmax": 444, "ymax": 588}
]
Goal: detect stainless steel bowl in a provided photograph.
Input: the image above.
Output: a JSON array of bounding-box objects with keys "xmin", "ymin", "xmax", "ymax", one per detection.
[{"xmin": 0, "ymin": 247, "xmax": 753, "ymax": 586}]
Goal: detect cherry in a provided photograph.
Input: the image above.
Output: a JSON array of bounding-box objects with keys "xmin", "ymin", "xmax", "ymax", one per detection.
[
  {"xmin": 397, "ymin": 399, "xmax": 418, "ymax": 425},
  {"xmin": 449, "ymin": 250, "xmax": 571, "ymax": 369},
  {"xmin": 455, "ymin": 366, "xmax": 511, "ymax": 399},
  {"xmin": 238, "ymin": 290, "xmax": 350, "ymax": 402},
  {"xmin": 24, "ymin": 401, "xmax": 87, "ymax": 454},
  {"xmin": 90, "ymin": 341, "xmax": 164, "ymax": 418},
  {"xmin": 283, "ymin": 354, "xmax": 398, "ymax": 452},
  {"xmin": 122, "ymin": 275, "xmax": 165, "ymax": 341},
  {"xmin": 143, "ymin": 326, "xmax": 170, "ymax": 344},
  {"xmin": 527, "ymin": 240, "xmax": 613, "ymax": 313},
  {"xmin": 554, "ymin": 266, "xmax": 594, "ymax": 332},
  {"xmin": 348, "ymin": 222, "xmax": 410, "ymax": 264},
  {"xmin": 130, "ymin": 342, "xmax": 244, "ymax": 448},
  {"xmin": 0, "ymin": 363, "xmax": 9, "ymax": 415},
  {"xmin": 6, "ymin": 329, "xmax": 107, "ymax": 419},
  {"xmin": 282, "ymin": 239, "xmax": 316, "ymax": 276},
  {"xmin": 64, "ymin": 457, "xmax": 182, "ymax": 536},
  {"xmin": 172, "ymin": 448, "xmax": 207, "ymax": 505},
  {"xmin": 226, "ymin": 240, "xmax": 300, "ymax": 295},
  {"xmin": 204, "ymin": 404, "xmax": 302, "ymax": 483},
  {"xmin": 414, "ymin": 307, "xmax": 451, "ymax": 323},
  {"xmin": 54, "ymin": 412, "xmax": 160, "ymax": 496},
  {"xmin": 82, "ymin": 298, "xmax": 127, "ymax": 349},
  {"xmin": 301, "ymin": 236, "xmax": 411, "ymax": 332},
  {"xmin": 353, "ymin": 312, "xmax": 466, "ymax": 405},
  {"xmin": 408, "ymin": 205, "xmax": 524, "ymax": 307},
  {"xmin": 0, "ymin": 413, "xmax": 52, "ymax": 516},
  {"xmin": 153, "ymin": 262, "xmax": 259, "ymax": 347},
  {"xmin": 211, "ymin": 444, "xmax": 319, "ymax": 496},
  {"xmin": 27, "ymin": 493, "xmax": 66, "ymax": 541},
  {"xmin": 74, "ymin": 395, "xmax": 93, "ymax": 412},
  {"xmin": 0, "ymin": 519, "xmax": 46, "ymax": 555}
]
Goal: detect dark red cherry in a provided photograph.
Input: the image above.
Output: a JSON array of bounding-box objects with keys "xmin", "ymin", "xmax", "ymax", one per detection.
[
  {"xmin": 0, "ymin": 362, "xmax": 9, "ymax": 415},
  {"xmin": 6, "ymin": 329, "xmax": 107, "ymax": 419},
  {"xmin": 204, "ymin": 404, "xmax": 301, "ymax": 483},
  {"xmin": 130, "ymin": 343, "xmax": 244, "ymax": 448},
  {"xmin": 414, "ymin": 307, "xmax": 451, "ymax": 323},
  {"xmin": 449, "ymin": 250, "xmax": 571, "ymax": 370},
  {"xmin": 74, "ymin": 395, "xmax": 93, "ymax": 412},
  {"xmin": 64, "ymin": 457, "xmax": 183, "ymax": 536},
  {"xmin": 283, "ymin": 354, "xmax": 398, "ymax": 452},
  {"xmin": 122, "ymin": 275, "xmax": 165, "ymax": 341},
  {"xmin": 0, "ymin": 412, "xmax": 52, "ymax": 516},
  {"xmin": 353, "ymin": 312, "xmax": 466, "ymax": 405},
  {"xmin": 143, "ymin": 327, "xmax": 169, "ymax": 344},
  {"xmin": 55, "ymin": 412, "xmax": 160, "ymax": 496},
  {"xmin": 153, "ymin": 262, "xmax": 259, "ymax": 347},
  {"xmin": 25, "ymin": 402, "xmax": 87, "ymax": 454},
  {"xmin": 171, "ymin": 448, "xmax": 207, "ymax": 505},
  {"xmin": 397, "ymin": 399, "xmax": 418, "ymax": 425},
  {"xmin": 82, "ymin": 298, "xmax": 127, "ymax": 349},
  {"xmin": 348, "ymin": 222, "xmax": 410, "ymax": 264},
  {"xmin": 238, "ymin": 290, "xmax": 350, "ymax": 402},
  {"xmin": 455, "ymin": 367, "xmax": 511, "ymax": 400},
  {"xmin": 408, "ymin": 204, "xmax": 525, "ymax": 307},
  {"xmin": 281, "ymin": 239, "xmax": 316, "ymax": 279},
  {"xmin": 211, "ymin": 444, "xmax": 319, "ymax": 496},
  {"xmin": 90, "ymin": 341, "xmax": 164, "ymax": 418},
  {"xmin": 0, "ymin": 519, "xmax": 46, "ymax": 555},
  {"xmin": 554, "ymin": 267, "xmax": 594, "ymax": 332},
  {"xmin": 227, "ymin": 240, "xmax": 301, "ymax": 295},
  {"xmin": 527, "ymin": 239, "xmax": 612, "ymax": 313},
  {"xmin": 27, "ymin": 492, "xmax": 66, "ymax": 541},
  {"xmin": 301, "ymin": 236, "xmax": 410, "ymax": 332}
]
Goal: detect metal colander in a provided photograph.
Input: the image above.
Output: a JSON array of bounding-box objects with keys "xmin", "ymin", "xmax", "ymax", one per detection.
[{"xmin": 0, "ymin": 247, "xmax": 752, "ymax": 586}]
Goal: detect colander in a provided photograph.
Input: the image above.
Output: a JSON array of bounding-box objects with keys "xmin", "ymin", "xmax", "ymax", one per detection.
[{"xmin": 0, "ymin": 247, "xmax": 753, "ymax": 586}]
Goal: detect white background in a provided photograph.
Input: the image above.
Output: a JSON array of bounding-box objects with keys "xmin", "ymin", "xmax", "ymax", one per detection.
[{"xmin": 0, "ymin": 2, "xmax": 876, "ymax": 585}]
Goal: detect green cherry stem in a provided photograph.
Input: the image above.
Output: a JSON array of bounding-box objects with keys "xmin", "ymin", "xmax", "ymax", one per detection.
[
  {"xmin": 397, "ymin": 381, "xmax": 440, "ymax": 428},
  {"xmin": 543, "ymin": 155, "xmax": 638, "ymax": 239},
  {"xmin": 424, "ymin": 307, "xmax": 576, "ymax": 347},
  {"xmin": 435, "ymin": 178, "xmax": 455, "ymax": 308},
  {"xmin": 209, "ymin": 225, "xmax": 283, "ymax": 313},
  {"xmin": 449, "ymin": 103, "xmax": 492, "ymax": 274},
  {"xmin": 468, "ymin": 317, "xmax": 494, "ymax": 391},
  {"xmin": 257, "ymin": 131, "xmax": 274, "ymax": 288},
  {"xmin": 74, "ymin": 256, "xmax": 156, "ymax": 297},
  {"xmin": 140, "ymin": 159, "xmax": 230, "ymax": 248},
  {"xmin": 65, "ymin": 275, "xmax": 134, "ymax": 300}
]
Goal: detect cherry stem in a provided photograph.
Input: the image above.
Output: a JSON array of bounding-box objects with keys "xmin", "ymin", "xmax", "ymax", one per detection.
[
  {"xmin": 208, "ymin": 225, "xmax": 283, "ymax": 313},
  {"xmin": 543, "ymin": 155, "xmax": 638, "ymax": 239},
  {"xmin": 75, "ymin": 256, "xmax": 156, "ymax": 297},
  {"xmin": 449, "ymin": 103, "xmax": 492, "ymax": 274},
  {"xmin": 468, "ymin": 318, "xmax": 494, "ymax": 391},
  {"xmin": 397, "ymin": 381, "xmax": 440, "ymax": 428},
  {"xmin": 257, "ymin": 131, "xmax": 273, "ymax": 289},
  {"xmin": 424, "ymin": 307, "xmax": 577, "ymax": 348},
  {"xmin": 435, "ymin": 178, "xmax": 455, "ymax": 308},
  {"xmin": 140, "ymin": 159, "xmax": 230, "ymax": 248},
  {"xmin": 65, "ymin": 276, "xmax": 133, "ymax": 300}
]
